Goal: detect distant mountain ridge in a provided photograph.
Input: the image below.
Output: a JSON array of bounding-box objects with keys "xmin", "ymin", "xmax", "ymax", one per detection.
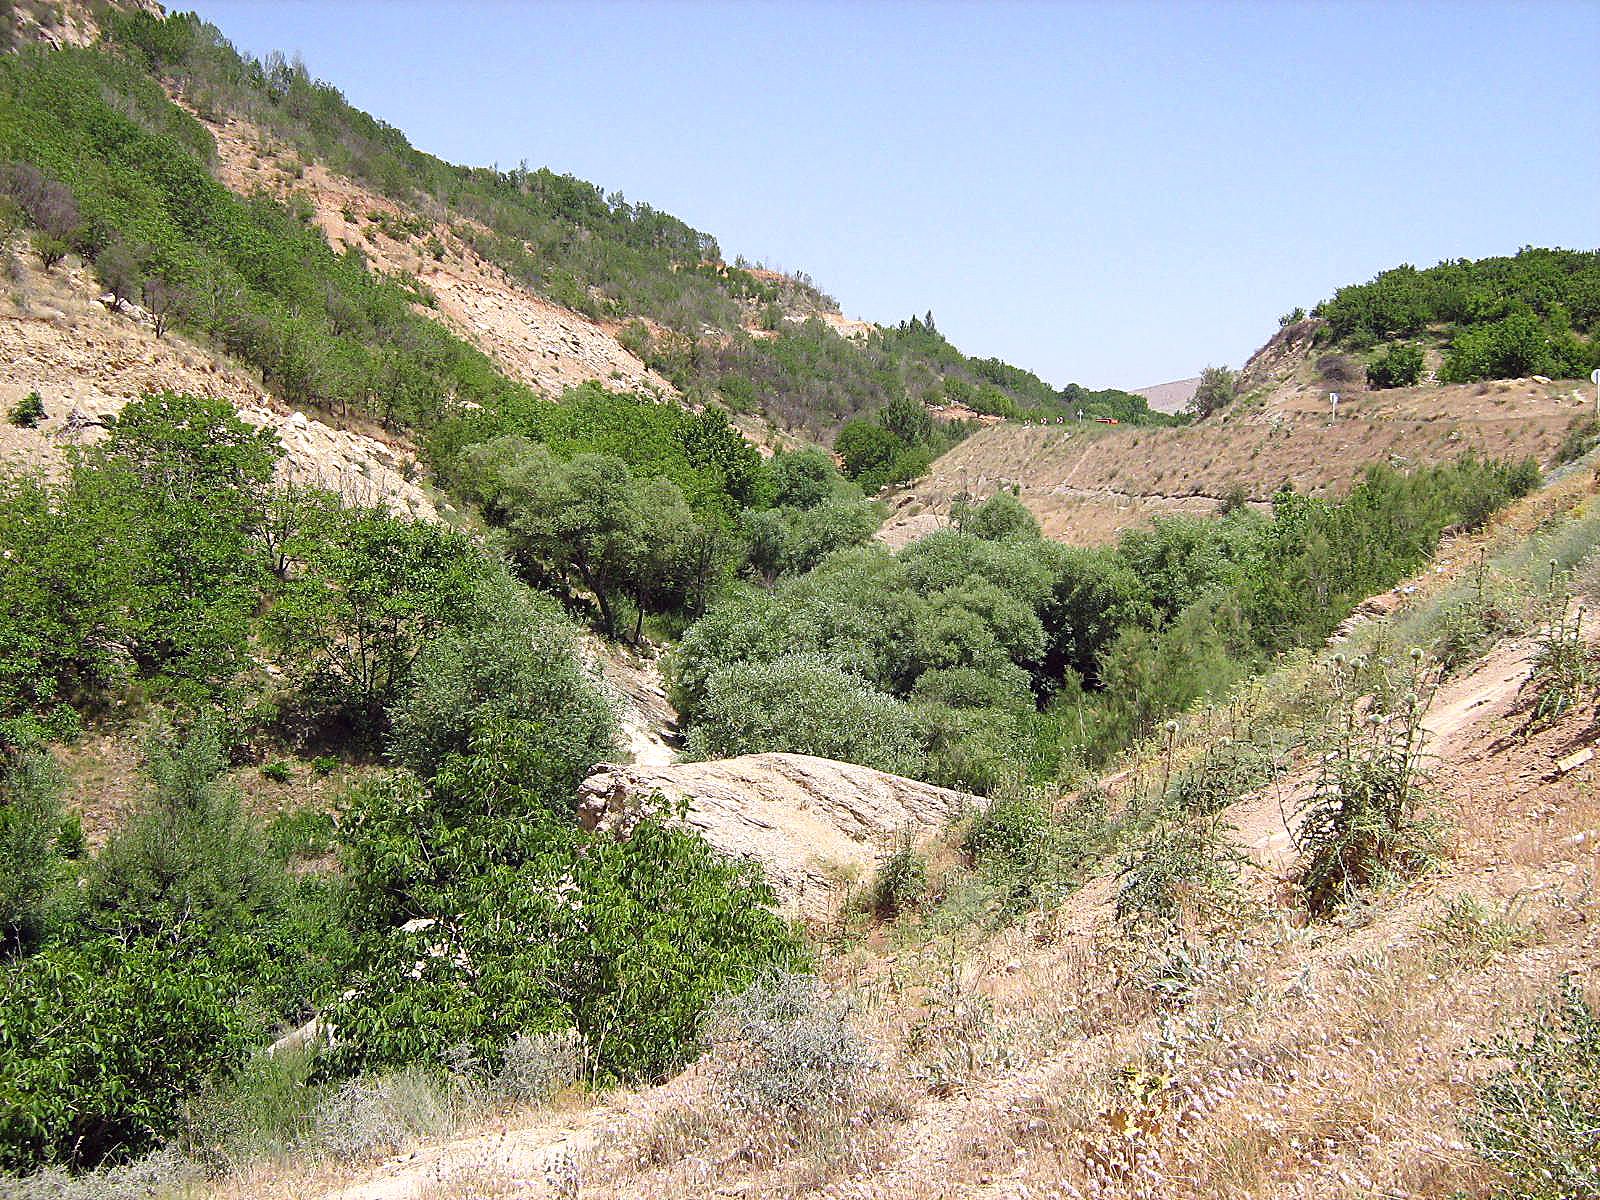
[{"xmin": 1131, "ymin": 376, "xmax": 1200, "ymax": 415}]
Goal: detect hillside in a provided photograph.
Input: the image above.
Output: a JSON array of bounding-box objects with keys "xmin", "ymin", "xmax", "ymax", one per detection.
[
  {"xmin": 3, "ymin": 4, "xmax": 1599, "ymax": 1199},
  {"xmin": 880, "ymin": 326, "xmax": 1591, "ymax": 548},
  {"xmin": 179, "ymin": 447, "xmax": 1600, "ymax": 1200},
  {"xmin": 1131, "ymin": 375, "xmax": 1200, "ymax": 415}
]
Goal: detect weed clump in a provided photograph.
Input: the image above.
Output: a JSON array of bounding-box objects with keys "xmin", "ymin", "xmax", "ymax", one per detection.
[
  {"xmin": 1465, "ymin": 980, "xmax": 1600, "ymax": 1199},
  {"xmin": 862, "ymin": 829, "xmax": 928, "ymax": 918},
  {"xmin": 1114, "ymin": 816, "xmax": 1245, "ymax": 936},
  {"xmin": 703, "ymin": 972, "xmax": 874, "ymax": 1122},
  {"xmin": 1521, "ymin": 564, "xmax": 1595, "ymax": 733},
  {"xmin": 1293, "ymin": 653, "xmax": 1443, "ymax": 913},
  {"xmin": 7, "ymin": 391, "xmax": 44, "ymax": 428}
]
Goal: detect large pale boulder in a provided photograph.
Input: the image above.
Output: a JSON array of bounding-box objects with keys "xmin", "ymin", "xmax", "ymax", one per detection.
[{"xmin": 577, "ymin": 753, "xmax": 977, "ymax": 917}]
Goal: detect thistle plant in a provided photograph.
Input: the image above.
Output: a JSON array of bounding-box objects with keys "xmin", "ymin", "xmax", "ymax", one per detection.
[
  {"xmin": 1292, "ymin": 648, "xmax": 1443, "ymax": 914},
  {"xmin": 1522, "ymin": 561, "xmax": 1595, "ymax": 733}
]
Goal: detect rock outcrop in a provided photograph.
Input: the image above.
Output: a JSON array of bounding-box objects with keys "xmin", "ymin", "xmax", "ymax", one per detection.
[
  {"xmin": 0, "ymin": 262, "xmax": 439, "ymax": 521},
  {"xmin": 577, "ymin": 753, "xmax": 977, "ymax": 917}
]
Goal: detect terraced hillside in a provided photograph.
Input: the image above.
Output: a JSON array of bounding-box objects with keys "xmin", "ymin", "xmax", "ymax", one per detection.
[{"xmin": 881, "ymin": 324, "xmax": 1592, "ymax": 547}]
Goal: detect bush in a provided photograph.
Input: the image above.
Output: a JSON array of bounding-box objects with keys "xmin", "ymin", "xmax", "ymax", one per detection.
[
  {"xmin": 0, "ymin": 750, "xmax": 72, "ymax": 956},
  {"xmin": 329, "ymin": 796, "xmax": 803, "ymax": 1081},
  {"xmin": 1555, "ymin": 415, "xmax": 1600, "ymax": 467},
  {"xmin": 84, "ymin": 719, "xmax": 284, "ymax": 948},
  {"xmin": 685, "ymin": 654, "xmax": 926, "ymax": 778},
  {"xmin": 0, "ymin": 938, "xmax": 254, "ymax": 1170},
  {"xmin": 1465, "ymin": 979, "xmax": 1600, "ymax": 1199},
  {"xmin": 1114, "ymin": 817, "xmax": 1244, "ymax": 935},
  {"xmin": 260, "ymin": 760, "xmax": 292, "ymax": 784},
  {"xmin": 493, "ymin": 1028, "xmax": 583, "ymax": 1105},
  {"xmin": 862, "ymin": 831, "xmax": 928, "ymax": 918},
  {"xmin": 385, "ymin": 572, "xmax": 617, "ymax": 812},
  {"xmin": 269, "ymin": 504, "xmax": 487, "ymax": 737},
  {"xmin": 963, "ymin": 789, "xmax": 1049, "ymax": 876},
  {"xmin": 7, "ymin": 391, "xmax": 45, "ymax": 428},
  {"xmin": 702, "ymin": 972, "xmax": 874, "ymax": 1120},
  {"xmin": 1187, "ymin": 365, "xmax": 1236, "ymax": 419},
  {"xmin": 1365, "ymin": 342, "xmax": 1423, "ymax": 389},
  {"xmin": 1522, "ymin": 579, "xmax": 1596, "ymax": 732},
  {"xmin": 1293, "ymin": 656, "xmax": 1443, "ymax": 913}
]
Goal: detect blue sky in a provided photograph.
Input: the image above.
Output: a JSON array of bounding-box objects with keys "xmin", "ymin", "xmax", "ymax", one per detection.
[{"xmin": 195, "ymin": 0, "xmax": 1599, "ymax": 390}]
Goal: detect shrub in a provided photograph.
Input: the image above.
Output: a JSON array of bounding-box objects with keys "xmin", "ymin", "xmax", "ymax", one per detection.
[
  {"xmin": 952, "ymin": 490, "xmax": 1039, "ymax": 542},
  {"xmin": 260, "ymin": 760, "xmax": 292, "ymax": 783},
  {"xmin": 1114, "ymin": 817, "xmax": 1245, "ymax": 934},
  {"xmin": 1555, "ymin": 415, "xmax": 1600, "ymax": 466},
  {"xmin": 269, "ymin": 504, "xmax": 487, "ymax": 737},
  {"xmin": 7, "ymin": 391, "xmax": 44, "ymax": 428},
  {"xmin": 1521, "ymin": 567, "xmax": 1596, "ymax": 732},
  {"xmin": 493, "ymin": 1028, "xmax": 583, "ymax": 1105},
  {"xmin": 1166, "ymin": 735, "xmax": 1277, "ymax": 817},
  {"xmin": 1365, "ymin": 342, "xmax": 1423, "ymax": 389},
  {"xmin": 385, "ymin": 572, "xmax": 617, "ymax": 811},
  {"xmin": 1292, "ymin": 656, "xmax": 1443, "ymax": 913},
  {"xmin": 1187, "ymin": 366, "xmax": 1236, "ymax": 419},
  {"xmin": 1464, "ymin": 979, "xmax": 1600, "ymax": 1199},
  {"xmin": 862, "ymin": 830, "xmax": 928, "ymax": 918},
  {"xmin": 1422, "ymin": 893, "xmax": 1533, "ymax": 965},
  {"xmin": 702, "ymin": 972, "xmax": 874, "ymax": 1121},
  {"xmin": 304, "ymin": 1068, "xmax": 472, "ymax": 1163},
  {"xmin": 84, "ymin": 719, "xmax": 285, "ymax": 948},
  {"xmin": 0, "ymin": 938, "xmax": 254, "ymax": 1170},
  {"xmin": 329, "ymin": 781, "xmax": 802, "ymax": 1082},
  {"xmin": 0, "ymin": 750, "xmax": 72, "ymax": 955},
  {"xmin": 685, "ymin": 654, "xmax": 926, "ymax": 778},
  {"xmin": 962, "ymin": 789, "xmax": 1050, "ymax": 874}
]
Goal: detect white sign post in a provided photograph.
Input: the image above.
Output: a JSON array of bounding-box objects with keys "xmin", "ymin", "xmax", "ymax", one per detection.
[
  {"xmin": 1330, "ymin": 391, "xmax": 1339, "ymax": 420},
  {"xmin": 1591, "ymin": 368, "xmax": 1600, "ymax": 420}
]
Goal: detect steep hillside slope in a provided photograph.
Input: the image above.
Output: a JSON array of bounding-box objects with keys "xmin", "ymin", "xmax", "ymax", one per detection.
[
  {"xmin": 0, "ymin": 253, "xmax": 439, "ymax": 518},
  {"xmin": 1131, "ymin": 375, "xmax": 1199, "ymax": 415},
  {"xmin": 192, "ymin": 110, "xmax": 677, "ymax": 402}
]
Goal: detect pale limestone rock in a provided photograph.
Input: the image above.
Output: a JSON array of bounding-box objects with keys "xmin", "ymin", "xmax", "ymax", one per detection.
[{"xmin": 577, "ymin": 753, "xmax": 976, "ymax": 918}]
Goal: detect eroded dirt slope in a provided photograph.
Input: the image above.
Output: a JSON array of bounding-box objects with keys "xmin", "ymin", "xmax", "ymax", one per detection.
[
  {"xmin": 881, "ymin": 373, "xmax": 1588, "ymax": 548},
  {"xmin": 0, "ymin": 257, "xmax": 440, "ymax": 520},
  {"xmin": 186, "ymin": 110, "xmax": 675, "ymax": 402}
]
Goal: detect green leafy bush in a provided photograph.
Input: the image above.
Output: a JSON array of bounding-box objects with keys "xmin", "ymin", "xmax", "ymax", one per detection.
[
  {"xmin": 0, "ymin": 750, "xmax": 72, "ymax": 956},
  {"xmin": 1365, "ymin": 341, "xmax": 1423, "ymax": 389},
  {"xmin": 685, "ymin": 654, "xmax": 926, "ymax": 778},
  {"xmin": 0, "ymin": 938, "xmax": 254, "ymax": 1170},
  {"xmin": 268, "ymin": 503, "xmax": 487, "ymax": 736},
  {"xmin": 7, "ymin": 391, "xmax": 44, "ymax": 428}
]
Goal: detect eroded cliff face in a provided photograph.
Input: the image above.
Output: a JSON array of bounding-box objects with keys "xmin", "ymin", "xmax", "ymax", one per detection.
[
  {"xmin": 578, "ymin": 752, "xmax": 977, "ymax": 917},
  {"xmin": 0, "ymin": 258, "xmax": 440, "ymax": 520}
]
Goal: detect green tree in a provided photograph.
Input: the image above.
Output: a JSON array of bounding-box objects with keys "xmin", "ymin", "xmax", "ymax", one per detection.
[
  {"xmin": 1187, "ymin": 365, "xmax": 1237, "ymax": 419},
  {"xmin": 269, "ymin": 506, "xmax": 487, "ymax": 733},
  {"xmin": 1366, "ymin": 342, "xmax": 1424, "ymax": 389}
]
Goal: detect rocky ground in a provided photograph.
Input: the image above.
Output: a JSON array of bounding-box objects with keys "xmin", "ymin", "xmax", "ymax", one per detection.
[{"xmin": 577, "ymin": 753, "xmax": 977, "ymax": 917}]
